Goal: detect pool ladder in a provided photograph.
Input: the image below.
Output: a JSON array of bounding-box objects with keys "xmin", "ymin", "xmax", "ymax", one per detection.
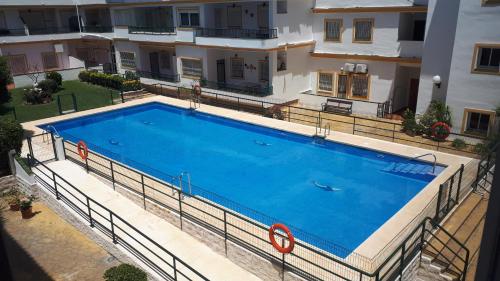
[
  {"xmin": 315, "ymin": 118, "xmax": 331, "ymax": 138},
  {"xmin": 42, "ymin": 125, "xmax": 60, "ymax": 143},
  {"xmin": 189, "ymin": 94, "xmax": 201, "ymax": 110},
  {"xmin": 404, "ymin": 153, "xmax": 437, "ymax": 173},
  {"xmin": 179, "ymin": 172, "xmax": 192, "ymax": 200}
]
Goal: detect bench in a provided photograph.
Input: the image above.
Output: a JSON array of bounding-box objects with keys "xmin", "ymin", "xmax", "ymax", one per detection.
[{"xmin": 321, "ymin": 98, "xmax": 353, "ymax": 115}]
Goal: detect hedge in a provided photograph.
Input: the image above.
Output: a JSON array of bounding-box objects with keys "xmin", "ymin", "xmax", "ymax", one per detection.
[
  {"xmin": 78, "ymin": 70, "xmax": 141, "ymax": 91},
  {"xmin": 0, "ymin": 119, "xmax": 23, "ymax": 172}
]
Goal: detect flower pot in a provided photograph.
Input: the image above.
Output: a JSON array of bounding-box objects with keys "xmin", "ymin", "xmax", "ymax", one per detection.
[
  {"xmin": 21, "ymin": 207, "xmax": 33, "ymax": 219},
  {"xmin": 9, "ymin": 203, "xmax": 20, "ymax": 211}
]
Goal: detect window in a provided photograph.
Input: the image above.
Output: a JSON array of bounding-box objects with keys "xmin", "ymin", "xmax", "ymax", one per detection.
[
  {"xmin": 178, "ymin": 8, "xmax": 199, "ymax": 27},
  {"xmin": 473, "ymin": 44, "xmax": 500, "ymax": 74},
  {"xmin": 41, "ymin": 52, "xmax": 59, "ymax": 70},
  {"xmin": 120, "ymin": 52, "xmax": 136, "ymax": 69},
  {"xmin": 463, "ymin": 109, "xmax": 494, "ymax": 136},
  {"xmin": 325, "ymin": 19, "xmax": 342, "ymax": 42},
  {"xmin": 318, "ymin": 72, "xmax": 333, "ymax": 92},
  {"xmin": 277, "ymin": 51, "xmax": 287, "ymax": 71},
  {"xmin": 353, "ymin": 19, "xmax": 373, "ymax": 43},
  {"xmin": 181, "ymin": 58, "xmax": 202, "ymax": 78},
  {"xmin": 230, "ymin": 57, "xmax": 244, "ymax": 79},
  {"xmin": 277, "ymin": 0, "xmax": 287, "ymax": 14},
  {"xmin": 227, "ymin": 6, "xmax": 242, "ymax": 28},
  {"xmin": 351, "ymin": 74, "xmax": 370, "ymax": 99},
  {"xmin": 0, "ymin": 11, "xmax": 6, "ymax": 30},
  {"xmin": 337, "ymin": 74, "xmax": 348, "ymax": 98},
  {"xmin": 160, "ymin": 52, "xmax": 171, "ymax": 69},
  {"xmin": 7, "ymin": 54, "xmax": 28, "ymax": 75},
  {"xmin": 259, "ymin": 60, "xmax": 269, "ymax": 82}
]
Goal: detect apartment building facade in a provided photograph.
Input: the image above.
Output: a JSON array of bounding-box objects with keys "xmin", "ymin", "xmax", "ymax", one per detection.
[{"xmin": 0, "ymin": 0, "xmax": 498, "ymax": 136}]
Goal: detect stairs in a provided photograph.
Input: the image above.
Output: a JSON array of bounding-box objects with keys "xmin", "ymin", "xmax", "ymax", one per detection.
[{"xmin": 383, "ymin": 162, "xmax": 435, "ymax": 181}]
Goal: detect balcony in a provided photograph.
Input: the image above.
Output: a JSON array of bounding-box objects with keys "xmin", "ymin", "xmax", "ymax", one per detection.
[
  {"xmin": 136, "ymin": 70, "xmax": 180, "ymax": 83},
  {"xmin": 200, "ymin": 79, "xmax": 272, "ymax": 97},
  {"xmin": 195, "ymin": 28, "xmax": 277, "ymax": 40},
  {"xmin": 128, "ymin": 26, "xmax": 176, "ymax": 35},
  {"xmin": 0, "ymin": 28, "xmax": 27, "ymax": 37},
  {"xmin": 81, "ymin": 26, "xmax": 114, "ymax": 33}
]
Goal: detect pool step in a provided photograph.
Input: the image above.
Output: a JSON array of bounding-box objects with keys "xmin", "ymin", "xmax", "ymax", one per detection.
[{"xmin": 383, "ymin": 162, "xmax": 434, "ymax": 178}]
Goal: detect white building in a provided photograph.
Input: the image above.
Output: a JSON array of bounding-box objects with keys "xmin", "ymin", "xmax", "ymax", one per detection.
[{"xmin": 1, "ymin": 0, "xmax": 499, "ymax": 135}]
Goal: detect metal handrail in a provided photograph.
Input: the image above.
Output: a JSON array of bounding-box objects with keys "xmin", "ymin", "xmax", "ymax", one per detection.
[{"xmin": 405, "ymin": 153, "xmax": 437, "ymax": 173}]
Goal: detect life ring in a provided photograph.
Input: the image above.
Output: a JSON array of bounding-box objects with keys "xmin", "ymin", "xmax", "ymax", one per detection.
[
  {"xmin": 77, "ymin": 141, "xmax": 89, "ymax": 160},
  {"xmin": 269, "ymin": 223, "xmax": 295, "ymax": 254},
  {"xmin": 431, "ymin": 122, "xmax": 451, "ymax": 140}
]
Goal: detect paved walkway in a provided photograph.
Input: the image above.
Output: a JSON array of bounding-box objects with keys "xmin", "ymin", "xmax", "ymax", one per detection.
[
  {"xmin": 1, "ymin": 201, "xmax": 121, "ymax": 281},
  {"xmin": 37, "ymin": 160, "xmax": 261, "ymax": 281}
]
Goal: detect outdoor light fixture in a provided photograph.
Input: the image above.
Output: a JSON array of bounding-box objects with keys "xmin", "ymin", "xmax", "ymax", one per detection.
[{"xmin": 432, "ymin": 75, "xmax": 442, "ymax": 88}]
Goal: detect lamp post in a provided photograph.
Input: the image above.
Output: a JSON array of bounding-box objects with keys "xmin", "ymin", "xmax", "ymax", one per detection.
[{"xmin": 432, "ymin": 75, "xmax": 442, "ymax": 89}]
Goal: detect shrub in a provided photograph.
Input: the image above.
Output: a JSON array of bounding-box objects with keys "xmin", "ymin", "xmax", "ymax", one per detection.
[
  {"xmin": 46, "ymin": 71, "xmax": 62, "ymax": 86},
  {"xmin": 122, "ymin": 80, "xmax": 141, "ymax": 92},
  {"xmin": 124, "ymin": 70, "xmax": 139, "ymax": 81},
  {"xmin": 402, "ymin": 109, "xmax": 419, "ymax": 135},
  {"xmin": 419, "ymin": 100, "xmax": 452, "ymax": 136},
  {"xmin": 451, "ymin": 138, "xmax": 466, "ymax": 150},
  {"xmin": 0, "ymin": 119, "xmax": 23, "ymax": 172},
  {"xmin": 474, "ymin": 143, "xmax": 488, "ymax": 155},
  {"xmin": 37, "ymin": 79, "xmax": 59, "ymax": 94},
  {"xmin": 0, "ymin": 56, "xmax": 12, "ymax": 104},
  {"xmin": 24, "ymin": 87, "xmax": 52, "ymax": 104},
  {"xmin": 78, "ymin": 70, "xmax": 91, "ymax": 82},
  {"xmin": 104, "ymin": 264, "xmax": 147, "ymax": 281}
]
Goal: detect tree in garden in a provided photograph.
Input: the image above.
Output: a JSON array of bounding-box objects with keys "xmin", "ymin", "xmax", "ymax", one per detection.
[
  {"xmin": 0, "ymin": 56, "xmax": 12, "ymax": 103},
  {"xmin": 0, "ymin": 119, "xmax": 23, "ymax": 172}
]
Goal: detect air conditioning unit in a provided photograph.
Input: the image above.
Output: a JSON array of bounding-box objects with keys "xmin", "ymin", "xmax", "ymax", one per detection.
[
  {"xmin": 344, "ymin": 63, "xmax": 355, "ymax": 72},
  {"xmin": 355, "ymin": 64, "xmax": 368, "ymax": 73},
  {"xmin": 54, "ymin": 43, "xmax": 64, "ymax": 53}
]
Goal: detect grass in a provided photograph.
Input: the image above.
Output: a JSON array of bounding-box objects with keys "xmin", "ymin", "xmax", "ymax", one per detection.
[{"xmin": 0, "ymin": 80, "xmax": 121, "ymax": 123}]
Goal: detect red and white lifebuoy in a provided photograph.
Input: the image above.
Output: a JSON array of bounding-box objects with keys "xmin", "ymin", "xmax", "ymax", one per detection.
[
  {"xmin": 77, "ymin": 140, "xmax": 89, "ymax": 160},
  {"xmin": 269, "ymin": 223, "xmax": 295, "ymax": 254},
  {"xmin": 431, "ymin": 122, "xmax": 451, "ymax": 140}
]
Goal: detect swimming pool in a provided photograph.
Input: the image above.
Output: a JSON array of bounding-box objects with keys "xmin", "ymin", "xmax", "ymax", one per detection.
[{"xmin": 42, "ymin": 102, "xmax": 445, "ymax": 257}]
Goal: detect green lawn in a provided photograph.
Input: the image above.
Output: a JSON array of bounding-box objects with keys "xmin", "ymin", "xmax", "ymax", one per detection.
[{"xmin": 0, "ymin": 80, "xmax": 121, "ymax": 123}]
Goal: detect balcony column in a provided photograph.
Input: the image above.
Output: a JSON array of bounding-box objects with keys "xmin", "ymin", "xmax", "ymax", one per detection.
[{"xmin": 268, "ymin": 1, "xmax": 274, "ymax": 29}]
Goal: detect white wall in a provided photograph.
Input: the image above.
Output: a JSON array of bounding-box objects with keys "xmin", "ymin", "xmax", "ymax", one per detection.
[
  {"xmin": 313, "ymin": 12, "xmax": 401, "ymax": 57},
  {"xmin": 174, "ymin": 45, "xmax": 208, "ymax": 85},
  {"xmin": 113, "ymin": 40, "xmax": 141, "ymax": 74},
  {"xmin": 274, "ymin": 0, "xmax": 314, "ymax": 45},
  {"xmin": 416, "ymin": 0, "xmax": 460, "ymax": 115},
  {"xmin": 271, "ymin": 46, "xmax": 312, "ymax": 100},
  {"xmin": 445, "ymin": 0, "xmax": 500, "ymax": 133},
  {"xmin": 0, "ymin": 41, "xmax": 72, "ymax": 71}
]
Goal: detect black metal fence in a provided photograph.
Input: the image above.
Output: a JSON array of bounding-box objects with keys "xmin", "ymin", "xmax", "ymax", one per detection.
[
  {"xmin": 129, "ymin": 26, "xmax": 176, "ymax": 34},
  {"xmin": 195, "ymin": 28, "xmax": 278, "ymax": 39},
  {"xmin": 137, "ymin": 70, "xmax": 180, "ymax": 83},
  {"xmin": 57, "ymin": 135, "xmax": 470, "ymax": 281},
  {"xmin": 82, "ymin": 26, "xmax": 114, "ymax": 33},
  {"xmin": 473, "ymin": 145, "xmax": 497, "ymax": 192},
  {"xmin": 144, "ymin": 83, "xmax": 483, "ymax": 157},
  {"xmin": 29, "ymin": 157, "xmax": 209, "ymax": 281},
  {"xmin": 200, "ymin": 79, "xmax": 273, "ymax": 97}
]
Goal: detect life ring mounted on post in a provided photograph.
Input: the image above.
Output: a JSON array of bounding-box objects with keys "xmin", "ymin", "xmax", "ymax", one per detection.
[
  {"xmin": 269, "ymin": 223, "xmax": 295, "ymax": 254},
  {"xmin": 431, "ymin": 122, "xmax": 451, "ymax": 140},
  {"xmin": 77, "ymin": 141, "xmax": 89, "ymax": 160}
]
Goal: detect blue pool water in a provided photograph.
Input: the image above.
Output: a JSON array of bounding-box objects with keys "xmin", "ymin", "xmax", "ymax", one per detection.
[{"xmin": 43, "ymin": 102, "xmax": 444, "ymax": 257}]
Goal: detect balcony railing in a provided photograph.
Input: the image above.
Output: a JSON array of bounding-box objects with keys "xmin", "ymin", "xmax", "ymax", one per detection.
[
  {"xmin": 129, "ymin": 26, "xmax": 176, "ymax": 35},
  {"xmin": 136, "ymin": 70, "xmax": 180, "ymax": 83},
  {"xmin": 195, "ymin": 28, "xmax": 278, "ymax": 39},
  {"xmin": 0, "ymin": 28, "xmax": 27, "ymax": 36},
  {"xmin": 82, "ymin": 25, "xmax": 114, "ymax": 33},
  {"xmin": 28, "ymin": 26, "xmax": 80, "ymax": 35},
  {"xmin": 200, "ymin": 79, "xmax": 273, "ymax": 97}
]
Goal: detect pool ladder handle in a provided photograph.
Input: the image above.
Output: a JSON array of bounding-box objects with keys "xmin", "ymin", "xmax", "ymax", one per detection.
[
  {"xmin": 42, "ymin": 125, "xmax": 61, "ymax": 143},
  {"xmin": 189, "ymin": 94, "xmax": 201, "ymax": 110},
  {"xmin": 405, "ymin": 153, "xmax": 437, "ymax": 174},
  {"xmin": 178, "ymin": 172, "xmax": 192, "ymax": 200},
  {"xmin": 315, "ymin": 122, "xmax": 331, "ymax": 138}
]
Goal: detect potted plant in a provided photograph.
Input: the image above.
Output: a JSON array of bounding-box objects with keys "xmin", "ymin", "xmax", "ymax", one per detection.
[
  {"xmin": 19, "ymin": 195, "xmax": 36, "ymax": 219},
  {"xmin": 6, "ymin": 189, "xmax": 21, "ymax": 211}
]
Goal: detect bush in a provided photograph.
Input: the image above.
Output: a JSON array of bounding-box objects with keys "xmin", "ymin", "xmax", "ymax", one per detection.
[
  {"xmin": 46, "ymin": 71, "xmax": 62, "ymax": 86},
  {"xmin": 0, "ymin": 56, "xmax": 12, "ymax": 104},
  {"xmin": 0, "ymin": 119, "xmax": 23, "ymax": 172},
  {"xmin": 402, "ymin": 109, "xmax": 420, "ymax": 135},
  {"xmin": 122, "ymin": 80, "xmax": 141, "ymax": 92},
  {"xmin": 79, "ymin": 70, "xmax": 126, "ymax": 90},
  {"xmin": 37, "ymin": 79, "xmax": 59, "ymax": 94},
  {"xmin": 103, "ymin": 264, "xmax": 147, "ymax": 281},
  {"xmin": 24, "ymin": 87, "xmax": 52, "ymax": 104},
  {"xmin": 451, "ymin": 138, "xmax": 466, "ymax": 150},
  {"xmin": 124, "ymin": 71, "xmax": 139, "ymax": 81},
  {"xmin": 78, "ymin": 70, "xmax": 91, "ymax": 83},
  {"xmin": 419, "ymin": 100, "xmax": 452, "ymax": 136}
]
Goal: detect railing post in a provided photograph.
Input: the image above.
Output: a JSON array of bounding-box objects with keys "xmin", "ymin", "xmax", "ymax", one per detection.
[
  {"xmin": 87, "ymin": 197, "xmax": 94, "ymax": 227},
  {"xmin": 352, "ymin": 117, "xmax": 356, "ymax": 135},
  {"xmin": 110, "ymin": 161, "xmax": 115, "ymax": 190},
  {"xmin": 50, "ymin": 132, "xmax": 57, "ymax": 160},
  {"xmin": 392, "ymin": 123, "xmax": 396, "ymax": 142},
  {"xmin": 120, "ymin": 90, "xmax": 124, "ymax": 103},
  {"xmin": 27, "ymin": 137, "xmax": 34, "ymax": 165},
  {"xmin": 178, "ymin": 190, "xmax": 183, "ymax": 230},
  {"xmin": 399, "ymin": 243, "xmax": 405, "ymax": 277},
  {"xmin": 435, "ymin": 184, "xmax": 443, "ymax": 223},
  {"xmin": 456, "ymin": 164, "xmax": 464, "ymax": 203},
  {"xmin": 173, "ymin": 259, "xmax": 178, "ymax": 281},
  {"xmin": 281, "ymin": 237, "xmax": 286, "ymax": 281},
  {"xmin": 85, "ymin": 157, "xmax": 89, "ymax": 173},
  {"xmin": 110, "ymin": 212, "xmax": 116, "ymax": 243},
  {"xmin": 224, "ymin": 210, "xmax": 228, "ymax": 256},
  {"xmin": 141, "ymin": 174, "xmax": 146, "ymax": 209},
  {"xmin": 447, "ymin": 178, "xmax": 454, "ymax": 211},
  {"xmin": 53, "ymin": 172, "xmax": 59, "ymax": 200}
]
